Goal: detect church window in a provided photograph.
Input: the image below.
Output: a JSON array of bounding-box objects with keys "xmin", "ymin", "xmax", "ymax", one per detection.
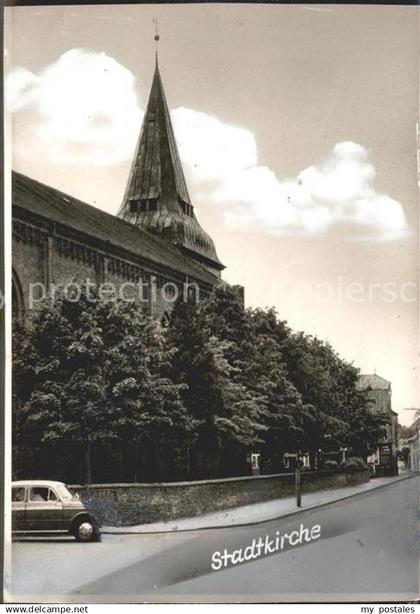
[
  {"xmin": 129, "ymin": 199, "xmax": 140, "ymax": 213},
  {"xmin": 130, "ymin": 199, "xmax": 158, "ymax": 213},
  {"xmin": 12, "ymin": 269, "xmax": 25, "ymax": 321},
  {"xmin": 180, "ymin": 201, "xmax": 193, "ymax": 217}
]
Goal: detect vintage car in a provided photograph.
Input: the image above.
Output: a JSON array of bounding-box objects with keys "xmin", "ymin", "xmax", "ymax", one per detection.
[{"xmin": 12, "ymin": 480, "xmax": 100, "ymax": 542}]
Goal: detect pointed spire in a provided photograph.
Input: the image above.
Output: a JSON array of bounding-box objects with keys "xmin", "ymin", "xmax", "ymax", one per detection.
[
  {"xmin": 119, "ymin": 53, "xmax": 192, "ymax": 214},
  {"xmin": 118, "ymin": 42, "xmax": 225, "ymax": 274}
]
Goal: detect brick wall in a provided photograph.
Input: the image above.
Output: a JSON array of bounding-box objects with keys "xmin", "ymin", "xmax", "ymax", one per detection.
[
  {"xmin": 13, "ymin": 240, "xmax": 45, "ymax": 312},
  {"xmin": 12, "ymin": 215, "xmax": 214, "ymax": 322},
  {"xmin": 70, "ymin": 469, "xmax": 370, "ymax": 527}
]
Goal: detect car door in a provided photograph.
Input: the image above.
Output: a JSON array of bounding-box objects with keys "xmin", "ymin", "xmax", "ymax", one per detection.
[
  {"xmin": 11, "ymin": 486, "xmax": 27, "ymax": 531},
  {"xmin": 26, "ymin": 486, "xmax": 63, "ymax": 531}
]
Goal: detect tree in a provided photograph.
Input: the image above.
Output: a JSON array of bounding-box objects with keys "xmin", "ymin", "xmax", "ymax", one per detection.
[
  {"xmin": 13, "ymin": 287, "xmax": 190, "ymax": 483},
  {"xmin": 281, "ymin": 330, "xmax": 387, "ymax": 463},
  {"xmin": 166, "ymin": 296, "xmax": 266, "ymax": 478},
  {"xmin": 245, "ymin": 308, "xmax": 310, "ymax": 471},
  {"xmin": 13, "ymin": 280, "xmax": 390, "ymax": 483}
]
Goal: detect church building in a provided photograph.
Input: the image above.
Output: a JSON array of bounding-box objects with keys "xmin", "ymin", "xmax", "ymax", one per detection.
[{"xmin": 12, "ymin": 58, "xmax": 230, "ymax": 324}]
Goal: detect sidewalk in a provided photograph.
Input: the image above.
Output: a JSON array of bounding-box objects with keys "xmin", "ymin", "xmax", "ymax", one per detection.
[{"xmin": 102, "ymin": 471, "xmax": 415, "ymax": 535}]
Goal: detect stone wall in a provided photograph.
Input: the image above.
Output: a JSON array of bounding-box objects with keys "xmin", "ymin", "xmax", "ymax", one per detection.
[{"xmin": 70, "ymin": 469, "xmax": 370, "ymax": 527}]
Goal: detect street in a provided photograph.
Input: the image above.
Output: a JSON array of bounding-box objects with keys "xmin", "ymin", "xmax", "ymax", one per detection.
[{"xmin": 10, "ymin": 476, "xmax": 419, "ymax": 602}]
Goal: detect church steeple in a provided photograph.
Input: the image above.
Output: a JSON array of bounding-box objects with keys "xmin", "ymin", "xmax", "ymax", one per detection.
[{"xmin": 119, "ymin": 52, "xmax": 224, "ymax": 275}]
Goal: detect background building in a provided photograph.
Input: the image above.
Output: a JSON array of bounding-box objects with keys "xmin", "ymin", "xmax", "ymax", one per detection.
[
  {"xmin": 404, "ymin": 431, "xmax": 420, "ymax": 472},
  {"xmin": 357, "ymin": 373, "xmax": 399, "ymax": 475}
]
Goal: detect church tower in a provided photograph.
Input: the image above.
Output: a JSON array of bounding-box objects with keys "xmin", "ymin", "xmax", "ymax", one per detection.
[{"xmin": 119, "ymin": 55, "xmax": 225, "ymax": 277}]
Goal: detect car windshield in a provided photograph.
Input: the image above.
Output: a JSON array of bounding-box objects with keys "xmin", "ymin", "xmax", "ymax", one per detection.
[{"xmin": 55, "ymin": 484, "xmax": 74, "ymax": 500}]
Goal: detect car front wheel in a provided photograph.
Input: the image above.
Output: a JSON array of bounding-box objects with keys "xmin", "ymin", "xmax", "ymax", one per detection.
[{"xmin": 73, "ymin": 519, "xmax": 100, "ymax": 542}]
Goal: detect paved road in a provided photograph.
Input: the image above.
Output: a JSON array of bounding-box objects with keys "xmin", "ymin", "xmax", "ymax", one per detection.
[{"xmin": 11, "ymin": 476, "xmax": 419, "ymax": 602}]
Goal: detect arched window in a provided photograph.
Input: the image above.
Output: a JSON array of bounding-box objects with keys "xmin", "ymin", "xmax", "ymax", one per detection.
[{"xmin": 12, "ymin": 269, "xmax": 25, "ymax": 321}]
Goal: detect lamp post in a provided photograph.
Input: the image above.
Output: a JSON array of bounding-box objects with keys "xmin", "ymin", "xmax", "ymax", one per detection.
[
  {"xmin": 340, "ymin": 447, "xmax": 348, "ymax": 464},
  {"xmin": 295, "ymin": 450, "xmax": 302, "ymax": 507}
]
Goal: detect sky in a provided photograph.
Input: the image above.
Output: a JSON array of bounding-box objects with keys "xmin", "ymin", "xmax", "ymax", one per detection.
[{"xmin": 5, "ymin": 4, "xmax": 419, "ymax": 425}]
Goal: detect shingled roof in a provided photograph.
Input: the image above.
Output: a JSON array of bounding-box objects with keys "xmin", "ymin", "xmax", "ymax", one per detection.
[
  {"xmin": 120, "ymin": 60, "xmax": 191, "ymax": 211},
  {"xmin": 356, "ymin": 374, "xmax": 391, "ymax": 391},
  {"xmin": 118, "ymin": 61, "xmax": 224, "ymax": 273},
  {"xmin": 12, "ymin": 171, "xmax": 222, "ymax": 288}
]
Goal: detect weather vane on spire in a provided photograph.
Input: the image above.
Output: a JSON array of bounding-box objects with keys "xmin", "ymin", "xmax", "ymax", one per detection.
[{"xmin": 153, "ymin": 17, "xmax": 160, "ymax": 66}]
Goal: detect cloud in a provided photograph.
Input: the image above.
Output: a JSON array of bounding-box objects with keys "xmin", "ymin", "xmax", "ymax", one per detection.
[
  {"xmin": 6, "ymin": 67, "xmax": 40, "ymax": 112},
  {"xmin": 172, "ymin": 109, "xmax": 407, "ymax": 240},
  {"xmin": 6, "ymin": 49, "xmax": 142, "ymax": 166},
  {"xmin": 173, "ymin": 107, "xmax": 257, "ymax": 182},
  {"xmin": 7, "ymin": 49, "xmax": 408, "ymax": 240}
]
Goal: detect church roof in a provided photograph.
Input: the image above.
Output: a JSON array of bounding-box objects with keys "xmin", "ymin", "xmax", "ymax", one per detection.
[
  {"xmin": 119, "ymin": 62, "xmax": 224, "ymax": 272},
  {"xmin": 356, "ymin": 374, "xmax": 391, "ymax": 391},
  {"xmin": 12, "ymin": 171, "xmax": 222, "ymax": 288}
]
